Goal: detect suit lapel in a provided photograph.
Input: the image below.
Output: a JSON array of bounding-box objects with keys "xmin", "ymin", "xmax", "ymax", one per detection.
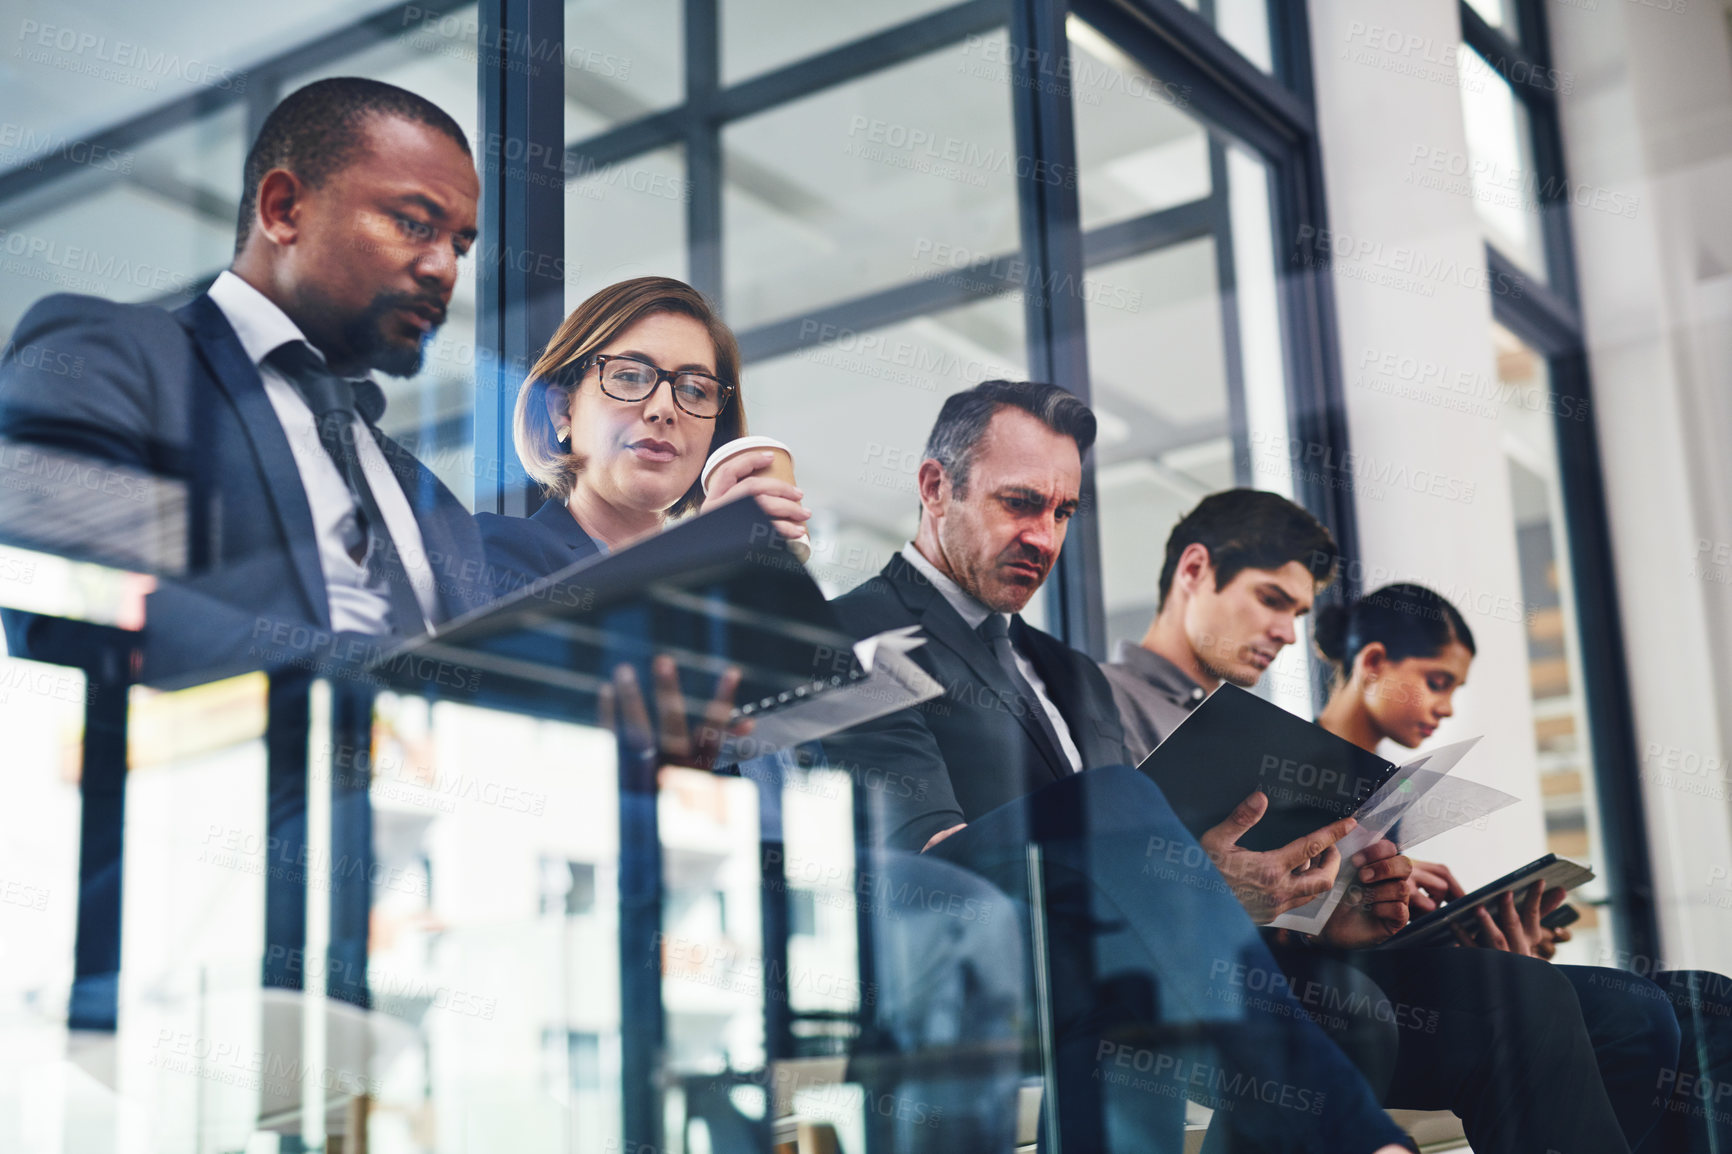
[
  {"xmin": 1015, "ymin": 619, "xmax": 1101, "ymax": 761},
  {"xmin": 177, "ymin": 295, "xmax": 329, "ymax": 629},
  {"xmin": 883, "ymin": 556, "xmax": 1069, "ymax": 781}
]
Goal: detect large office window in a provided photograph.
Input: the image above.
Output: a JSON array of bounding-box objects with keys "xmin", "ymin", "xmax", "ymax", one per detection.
[
  {"xmin": 0, "ymin": 4, "xmax": 482, "ymax": 505},
  {"xmin": 1458, "ymin": 0, "xmax": 1656, "ymax": 959},
  {"xmin": 0, "ymin": 0, "xmax": 1354, "ymax": 1149}
]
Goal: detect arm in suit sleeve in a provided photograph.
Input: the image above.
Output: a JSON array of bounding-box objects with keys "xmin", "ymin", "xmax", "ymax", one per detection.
[
  {"xmin": 0, "ymin": 296, "xmax": 356, "ymax": 685},
  {"xmin": 818, "ymin": 703, "xmax": 966, "ymax": 853},
  {"xmin": 0, "ymin": 294, "xmax": 164, "ymax": 468}
]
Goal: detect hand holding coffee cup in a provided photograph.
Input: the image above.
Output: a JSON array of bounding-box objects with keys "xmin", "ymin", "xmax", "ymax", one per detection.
[{"xmin": 701, "ymin": 435, "xmax": 812, "ymax": 561}]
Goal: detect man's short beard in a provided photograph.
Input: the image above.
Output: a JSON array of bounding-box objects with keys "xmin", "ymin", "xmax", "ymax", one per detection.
[{"xmin": 342, "ymin": 291, "xmax": 435, "ymax": 378}]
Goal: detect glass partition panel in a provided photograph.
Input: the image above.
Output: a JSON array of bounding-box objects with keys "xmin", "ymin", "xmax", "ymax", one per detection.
[
  {"xmin": 0, "ymin": 654, "xmax": 84, "ymax": 1141},
  {"xmin": 1068, "ymin": 16, "xmax": 1212, "ymax": 232},
  {"xmin": 563, "ymin": 0, "xmax": 683, "ymax": 137},
  {"xmin": 1089, "ymin": 239, "xmax": 1230, "ymax": 646},
  {"xmin": 564, "ymin": 144, "xmax": 688, "ymax": 306},
  {"xmin": 1457, "ymin": 47, "xmax": 1547, "ymax": 281},
  {"xmin": 1493, "ymin": 323, "xmax": 1611, "ymax": 960},
  {"xmin": 114, "ymin": 674, "xmax": 270, "ymax": 1153},
  {"xmin": 369, "ymin": 693, "xmax": 623, "ymax": 1152},
  {"xmin": 1169, "ymin": 0, "xmax": 1275, "ymax": 73},
  {"xmin": 740, "ymin": 294, "xmax": 1028, "ymax": 603},
  {"xmin": 0, "ymin": 103, "xmax": 244, "ymax": 339},
  {"xmin": 722, "ymin": 32, "xmax": 1020, "ymax": 329},
  {"xmin": 721, "ymin": 0, "xmax": 956, "ymax": 86}
]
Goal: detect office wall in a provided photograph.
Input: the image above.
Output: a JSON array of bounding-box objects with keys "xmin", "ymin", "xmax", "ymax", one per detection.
[
  {"xmin": 1550, "ymin": 0, "xmax": 1732, "ymax": 969},
  {"xmin": 1308, "ymin": 0, "xmax": 1551, "ymax": 876}
]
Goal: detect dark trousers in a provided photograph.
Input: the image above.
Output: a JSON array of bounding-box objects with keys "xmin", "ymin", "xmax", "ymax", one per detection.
[
  {"xmin": 929, "ymin": 765, "xmax": 1410, "ymax": 1154},
  {"xmin": 1557, "ymin": 965, "xmax": 1681, "ymax": 1150},
  {"xmin": 1638, "ymin": 969, "xmax": 1732, "ymax": 1154},
  {"xmin": 1269, "ymin": 946, "xmax": 1649, "ymax": 1154}
]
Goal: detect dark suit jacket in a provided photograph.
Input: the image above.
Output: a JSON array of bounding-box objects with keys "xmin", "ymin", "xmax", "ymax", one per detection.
[
  {"xmin": 474, "ymin": 499, "xmax": 603, "ymax": 599},
  {"xmin": 823, "ymin": 552, "xmax": 1130, "ymax": 851},
  {"xmin": 0, "ymin": 292, "xmax": 491, "ymax": 686}
]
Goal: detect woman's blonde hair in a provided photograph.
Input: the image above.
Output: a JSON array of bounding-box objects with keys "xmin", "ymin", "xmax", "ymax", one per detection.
[{"xmin": 514, "ymin": 276, "xmax": 746, "ymax": 516}]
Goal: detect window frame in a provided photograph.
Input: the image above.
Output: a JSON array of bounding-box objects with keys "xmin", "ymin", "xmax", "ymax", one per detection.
[{"xmin": 1461, "ymin": 0, "xmax": 1660, "ymax": 964}]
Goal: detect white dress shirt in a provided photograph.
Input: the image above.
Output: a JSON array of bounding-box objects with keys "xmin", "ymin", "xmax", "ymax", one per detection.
[
  {"xmin": 207, "ymin": 271, "xmax": 436, "ymax": 633},
  {"xmin": 900, "ymin": 544, "xmax": 1083, "ymax": 772}
]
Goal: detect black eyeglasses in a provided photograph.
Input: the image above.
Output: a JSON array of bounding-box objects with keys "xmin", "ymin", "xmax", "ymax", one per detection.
[{"xmin": 582, "ymin": 354, "xmax": 736, "ymax": 419}]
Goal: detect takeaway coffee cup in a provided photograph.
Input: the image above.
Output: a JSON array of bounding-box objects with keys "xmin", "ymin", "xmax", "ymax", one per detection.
[{"xmin": 701, "ymin": 435, "xmax": 811, "ymax": 562}]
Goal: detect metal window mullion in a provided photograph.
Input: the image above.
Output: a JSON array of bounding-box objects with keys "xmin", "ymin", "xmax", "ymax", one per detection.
[
  {"xmin": 562, "ymin": 0, "xmax": 1009, "ymax": 176},
  {"xmin": 1208, "ymin": 139, "xmax": 1253, "ymax": 488},
  {"xmin": 1074, "ymin": 0, "xmax": 1313, "ymax": 148},
  {"xmin": 1511, "ymin": 0, "xmax": 1582, "ymax": 308},
  {"xmin": 1010, "ymin": 0, "xmax": 1102, "ymax": 658},
  {"xmin": 686, "ymin": 0, "xmax": 723, "ymax": 302},
  {"xmin": 476, "ymin": 0, "xmax": 566, "ymax": 516},
  {"xmin": 711, "ymin": 0, "xmax": 1009, "ymax": 124},
  {"xmin": 0, "ymin": 0, "xmax": 476, "ymax": 206},
  {"xmin": 734, "ymin": 198, "xmax": 1214, "ymax": 364}
]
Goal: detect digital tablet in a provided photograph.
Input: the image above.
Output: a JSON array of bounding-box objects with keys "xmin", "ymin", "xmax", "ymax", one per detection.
[{"xmin": 1380, "ymin": 854, "xmax": 1595, "ymax": 949}]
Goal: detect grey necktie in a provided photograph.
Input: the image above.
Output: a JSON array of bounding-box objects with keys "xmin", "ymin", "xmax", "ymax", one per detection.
[
  {"xmin": 268, "ymin": 341, "xmax": 426, "ymax": 637},
  {"xmin": 977, "ymin": 613, "xmax": 1071, "ymax": 773}
]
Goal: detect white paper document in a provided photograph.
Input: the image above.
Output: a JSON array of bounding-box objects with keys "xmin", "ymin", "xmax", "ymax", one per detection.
[
  {"xmin": 718, "ymin": 625, "xmax": 943, "ymax": 764},
  {"xmin": 1267, "ymin": 737, "xmax": 1517, "ymax": 934}
]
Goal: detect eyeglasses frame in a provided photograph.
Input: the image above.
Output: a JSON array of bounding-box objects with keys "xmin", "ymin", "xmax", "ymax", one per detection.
[{"xmin": 580, "ymin": 353, "xmax": 736, "ymax": 420}]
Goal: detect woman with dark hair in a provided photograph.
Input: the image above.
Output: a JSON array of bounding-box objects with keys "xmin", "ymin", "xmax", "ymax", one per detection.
[
  {"xmin": 476, "ymin": 275, "xmax": 808, "ymax": 590},
  {"xmin": 1314, "ymin": 583, "xmax": 1729, "ymax": 1154}
]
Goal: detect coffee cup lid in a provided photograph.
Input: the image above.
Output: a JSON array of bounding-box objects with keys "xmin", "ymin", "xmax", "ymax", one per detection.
[{"xmin": 701, "ymin": 435, "xmax": 793, "ymax": 495}]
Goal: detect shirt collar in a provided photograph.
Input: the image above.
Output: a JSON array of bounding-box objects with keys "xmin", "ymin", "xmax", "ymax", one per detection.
[
  {"xmin": 207, "ymin": 269, "xmax": 325, "ymax": 369},
  {"xmin": 900, "ymin": 543, "xmax": 1000, "ymax": 633},
  {"xmin": 1110, "ymin": 639, "xmax": 1210, "ymax": 709}
]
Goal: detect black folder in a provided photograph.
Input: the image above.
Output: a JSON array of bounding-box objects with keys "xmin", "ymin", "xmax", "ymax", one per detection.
[
  {"xmin": 369, "ymin": 500, "xmax": 865, "ymax": 728},
  {"xmin": 1135, "ymin": 684, "xmax": 1399, "ymax": 852}
]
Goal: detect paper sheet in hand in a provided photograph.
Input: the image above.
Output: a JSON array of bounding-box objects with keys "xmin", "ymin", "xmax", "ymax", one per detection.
[
  {"xmin": 718, "ymin": 625, "xmax": 943, "ymax": 764},
  {"xmin": 1134, "ymin": 685, "xmax": 1498, "ymax": 934},
  {"xmin": 1267, "ymin": 738, "xmax": 1482, "ymax": 933}
]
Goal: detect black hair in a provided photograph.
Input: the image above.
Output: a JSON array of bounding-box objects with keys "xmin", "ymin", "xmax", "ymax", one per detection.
[
  {"xmin": 1156, "ymin": 489, "xmax": 1339, "ymax": 608},
  {"xmin": 235, "ymin": 77, "xmax": 471, "ymax": 255},
  {"xmin": 1313, "ymin": 583, "xmax": 1477, "ymax": 675},
  {"xmin": 923, "ymin": 379, "xmax": 1097, "ymax": 495}
]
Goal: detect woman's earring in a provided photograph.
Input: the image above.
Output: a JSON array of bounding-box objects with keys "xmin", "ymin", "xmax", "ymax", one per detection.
[{"xmin": 556, "ymin": 426, "xmax": 570, "ymax": 444}]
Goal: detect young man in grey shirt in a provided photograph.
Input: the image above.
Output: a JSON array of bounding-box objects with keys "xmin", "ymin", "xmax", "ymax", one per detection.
[
  {"xmin": 1101, "ymin": 488, "xmax": 1336, "ymax": 757},
  {"xmin": 1100, "ymin": 488, "xmax": 1662, "ymax": 1154}
]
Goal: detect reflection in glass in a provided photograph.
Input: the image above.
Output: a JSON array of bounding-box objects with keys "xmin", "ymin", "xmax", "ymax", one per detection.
[
  {"xmin": 1088, "ymin": 240, "xmax": 1230, "ymax": 647},
  {"xmin": 721, "ymin": 0, "xmax": 955, "ymax": 85},
  {"xmin": 0, "ymin": 104, "xmax": 244, "ymax": 337},
  {"xmin": 723, "ymin": 34, "xmax": 1020, "ymax": 329},
  {"xmin": 564, "ymin": 0, "xmax": 683, "ymax": 137},
  {"xmin": 1493, "ymin": 323, "xmax": 1609, "ymax": 958},
  {"xmin": 368, "ymin": 694, "xmax": 625, "ymax": 1152},
  {"xmin": 1171, "ymin": 0, "xmax": 1275, "ymax": 72},
  {"xmin": 1069, "ymin": 16, "xmax": 1212, "ymax": 231},
  {"xmin": 741, "ymin": 295, "xmax": 1027, "ymax": 601},
  {"xmin": 0, "ymin": 653, "xmax": 83, "ymax": 1126},
  {"xmin": 115, "ymin": 675, "xmax": 270, "ymax": 1152},
  {"xmin": 1458, "ymin": 49, "xmax": 1547, "ymax": 280},
  {"xmin": 564, "ymin": 145, "xmax": 688, "ymax": 306}
]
